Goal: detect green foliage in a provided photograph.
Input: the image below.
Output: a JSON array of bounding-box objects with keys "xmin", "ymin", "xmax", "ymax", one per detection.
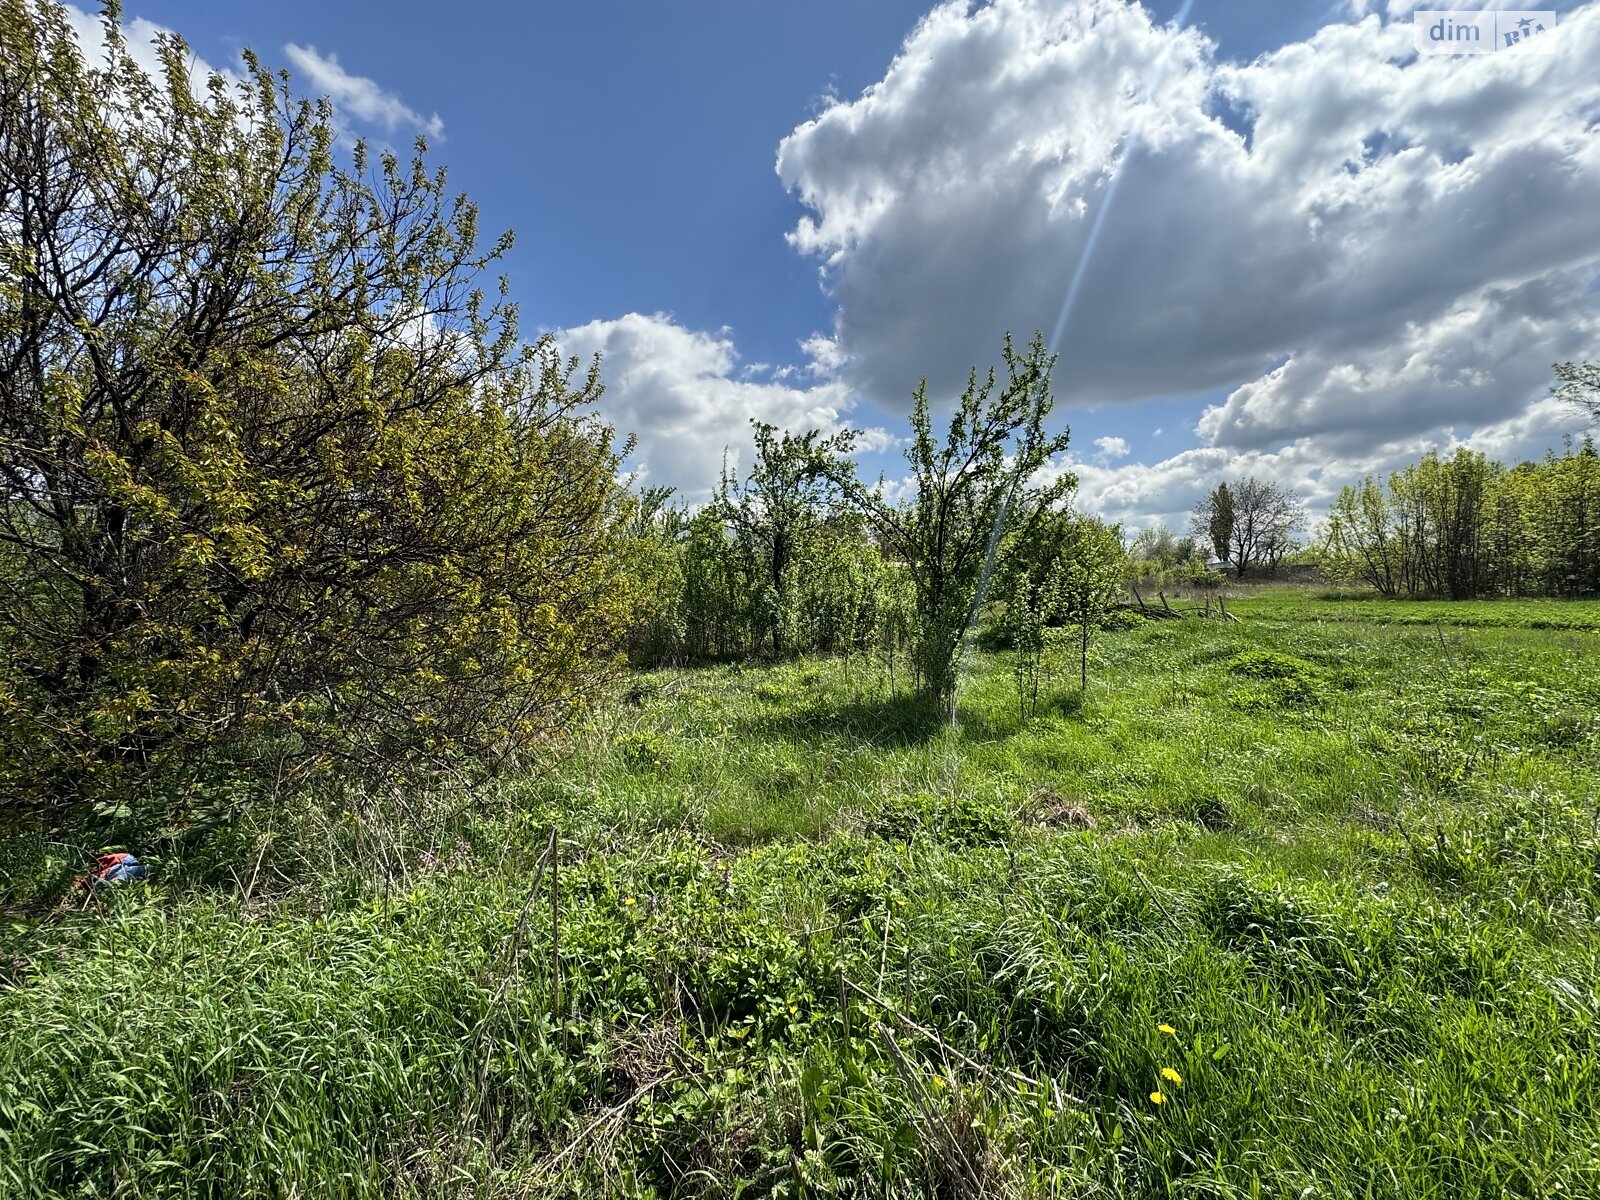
[
  {"xmin": 1099, "ymin": 607, "xmax": 1146, "ymax": 632},
  {"xmin": 1401, "ymin": 784, "xmax": 1600, "ymax": 928},
  {"xmin": 620, "ymin": 446, "xmax": 913, "ymax": 670},
  {"xmin": 0, "ymin": 1, "xmax": 635, "ymax": 833},
  {"xmin": 866, "ymin": 790, "xmax": 1017, "ymax": 848},
  {"xmin": 1238, "ymin": 589, "xmax": 1600, "ymax": 630},
  {"xmin": 1054, "ymin": 515, "xmax": 1126, "ymax": 693},
  {"xmin": 1221, "ymin": 649, "xmax": 1325, "ymax": 682},
  {"xmin": 617, "ymin": 487, "xmax": 690, "ymax": 666},
  {"xmin": 844, "ymin": 333, "xmax": 1074, "ymax": 717},
  {"xmin": 616, "ymin": 730, "xmax": 674, "ymax": 775},
  {"xmin": 1204, "ymin": 482, "xmax": 1234, "ymax": 562},
  {"xmin": 716, "ymin": 420, "xmax": 857, "ymax": 655},
  {"xmin": 1125, "ymin": 524, "xmax": 1202, "ymax": 594},
  {"xmin": 1128, "ymin": 525, "xmax": 1198, "ymax": 573},
  {"xmin": 1179, "ymin": 556, "xmax": 1228, "ymax": 590},
  {"xmin": 781, "ymin": 517, "xmax": 909, "ymax": 661},
  {"xmin": 997, "ymin": 510, "xmax": 1125, "ymax": 714},
  {"xmin": 678, "ymin": 506, "xmax": 758, "ymax": 660},
  {"xmin": 1323, "ymin": 440, "xmax": 1600, "ymax": 599},
  {"xmin": 1222, "ymin": 649, "xmax": 1330, "ymax": 710}
]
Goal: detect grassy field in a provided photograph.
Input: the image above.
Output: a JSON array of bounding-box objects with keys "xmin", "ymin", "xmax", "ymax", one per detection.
[
  {"xmin": 3, "ymin": 591, "xmax": 1598, "ymax": 1197},
  {"xmin": 1232, "ymin": 589, "xmax": 1600, "ymax": 631}
]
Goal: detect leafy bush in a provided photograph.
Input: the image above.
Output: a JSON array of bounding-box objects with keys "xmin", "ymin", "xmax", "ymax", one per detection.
[
  {"xmin": 867, "ymin": 791, "xmax": 1016, "ymax": 848},
  {"xmin": 0, "ymin": 3, "xmax": 635, "ymax": 834}
]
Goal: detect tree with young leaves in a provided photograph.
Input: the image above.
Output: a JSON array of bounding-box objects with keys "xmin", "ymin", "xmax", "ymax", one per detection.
[
  {"xmin": 0, "ymin": 1, "xmax": 636, "ymax": 831},
  {"xmin": 842, "ymin": 333, "xmax": 1073, "ymax": 717},
  {"xmin": 997, "ymin": 508, "xmax": 1122, "ymax": 717},
  {"xmin": 1553, "ymin": 360, "xmax": 1600, "ymax": 423},
  {"xmin": 1325, "ymin": 477, "xmax": 1407, "ymax": 596},
  {"xmin": 1055, "ymin": 515, "xmax": 1126, "ymax": 693},
  {"xmin": 716, "ymin": 420, "xmax": 855, "ymax": 655},
  {"xmin": 1198, "ymin": 483, "xmax": 1234, "ymax": 563}
]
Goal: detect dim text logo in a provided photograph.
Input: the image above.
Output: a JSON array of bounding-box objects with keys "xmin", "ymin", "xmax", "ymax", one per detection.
[{"xmin": 1413, "ymin": 10, "xmax": 1558, "ymax": 54}]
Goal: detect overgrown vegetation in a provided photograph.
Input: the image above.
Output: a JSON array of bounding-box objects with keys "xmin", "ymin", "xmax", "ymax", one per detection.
[
  {"xmin": 1322, "ymin": 441, "xmax": 1600, "ymax": 599},
  {"xmin": 620, "ymin": 332, "xmax": 1079, "ymax": 723},
  {"xmin": 5, "ymin": 5, "xmax": 1600, "ymax": 1197},
  {"xmin": 0, "ymin": 1, "xmax": 636, "ymax": 835},
  {"xmin": 4, "ymin": 591, "xmax": 1597, "ymax": 1197}
]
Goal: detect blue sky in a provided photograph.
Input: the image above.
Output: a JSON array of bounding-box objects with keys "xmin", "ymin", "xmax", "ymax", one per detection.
[
  {"xmin": 114, "ymin": 0, "xmax": 938, "ymax": 372},
  {"xmin": 68, "ymin": 0, "xmax": 1600, "ymax": 529}
]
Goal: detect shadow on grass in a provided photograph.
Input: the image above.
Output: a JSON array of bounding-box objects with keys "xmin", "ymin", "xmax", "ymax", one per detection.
[
  {"xmin": 1036, "ymin": 689, "xmax": 1087, "ymax": 719},
  {"xmin": 956, "ymin": 686, "xmax": 1087, "ymax": 735},
  {"xmin": 745, "ymin": 684, "xmax": 1089, "ymax": 749},
  {"xmin": 741, "ymin": 689, "xmax": 947, "ymax": 748}
]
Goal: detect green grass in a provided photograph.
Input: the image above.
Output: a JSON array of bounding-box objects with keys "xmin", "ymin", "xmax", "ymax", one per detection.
[
  {"xmin": 1231, "ymin": 586, "xmax": 1600, "ymax": 631},
  {"xmin": 3, "ymin": 595, "xmax": 1599, "ymax": 1197}
]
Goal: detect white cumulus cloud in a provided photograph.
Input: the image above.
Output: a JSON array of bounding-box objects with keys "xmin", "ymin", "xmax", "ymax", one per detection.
[
  {"xmin": 554, "ymin": 313, "xmax": 892, "ymax": 503},
  {"xmin": 283, "ymin": 44, "xmax": 444, "ymax": 139},
  {"xmin": 61, "ymin": 4, "xmax": 240, "ymax": 93},
  {"xmin": 775, "ymin": 0, "xmax": 1600, "ymax": 520}
]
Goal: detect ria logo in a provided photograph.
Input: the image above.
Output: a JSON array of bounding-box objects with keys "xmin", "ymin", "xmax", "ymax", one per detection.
[{"xmin": 1413, "ymin": 10, "xmax": 1558, "ymax": 55}]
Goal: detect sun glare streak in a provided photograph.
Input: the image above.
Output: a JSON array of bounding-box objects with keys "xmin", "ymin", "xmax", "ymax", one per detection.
[
  {"xmin": 945, "ymin": 1, "xmax": 1200, "ymax": 742},
  {"xmin": 1049, "ymin": 0, "xmax": 1198, "ymax": 357}
]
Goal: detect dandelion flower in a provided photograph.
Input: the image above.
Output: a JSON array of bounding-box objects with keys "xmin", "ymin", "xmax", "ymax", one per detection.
[
  {"xmin": 1149, "ymin": 1090, "xmax": 1166, "ymax": 1105},
  {"xmin": 1161, "ymin": 1067, "xmax": 1183, "ymax": 1085},
  {"xmin": 1158, "ymin": 1024, "xmax": 1177, "ymax": 1036},
  {"xmin": 623, "ymin": 897, "xmax": 635, "ymax": 906}
]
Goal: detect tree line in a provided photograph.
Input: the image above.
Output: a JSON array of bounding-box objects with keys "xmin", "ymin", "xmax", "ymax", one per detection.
[
  {"xmin": 1132, "ymin": 410, "xmax": 1600, "ymax": 603},
  {"xmin": 1321, "ymin": 439, "xmax": 1600, "ymax": 599},
  {"xmin": 622, "ymin": 336, "xmax": 1127, "ymax": 715}
]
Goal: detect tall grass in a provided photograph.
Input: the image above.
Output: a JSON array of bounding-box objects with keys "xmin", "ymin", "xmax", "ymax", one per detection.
[{"xmin": 3, "ymin": 596, "xmax": 1598, "ymax": 1196}]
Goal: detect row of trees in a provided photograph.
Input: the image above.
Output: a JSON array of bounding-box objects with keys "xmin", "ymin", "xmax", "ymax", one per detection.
[
  {"xmin": 624, "ymin": 336, "xmax": 1124, "ymax": 715},
  {"xmin": 1322, "ymin": 440, "xmax": 1600, "ymax": 599}
]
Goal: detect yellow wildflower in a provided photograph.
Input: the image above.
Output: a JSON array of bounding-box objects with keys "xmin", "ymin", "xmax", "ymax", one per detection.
[
  {"xmin": 1149, "ymin": 1091, "xmax": 1166, "ymax": 1105},
  {"xmin": 1158, "ymin": 1024, "xmax": 1177, "ymax": 1036},
  {"xmin": 1161, "ymin": 1067, "xmax": 1183, "ymax": 1085},
  {"xmin": 623, "ymin": 897, "xmax": 635, "ymax": 906}
]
